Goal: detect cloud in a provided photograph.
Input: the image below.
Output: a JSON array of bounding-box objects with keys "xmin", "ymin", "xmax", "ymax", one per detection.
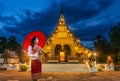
[
  {"xmin": 0, "ymin": 0, "xmax": 118, "ymax": 48},
  {"xmin": 64, "ymin": 0, "xmax": 114, "ymax": 24},
  {"xmin": 0, "ymin": 15, "xmax": 17, "ymax": 24},
  {"xmin": 81, "ymin": 40, "xmax": 94, "ymax": 49},
  {"xmin": 1, "ymin": 2, "xmax": 60, "ymax": 39},
  {"xmin": 72, "ymin": 18, "xmax": 117, "ymax": 42},
  {"xmin": 0, "ymin": 3, "xmax": 6, "ymax": 14},
  {"xmin": 1, "ymin": 0, "xmax": 114, "ymax": 32}
]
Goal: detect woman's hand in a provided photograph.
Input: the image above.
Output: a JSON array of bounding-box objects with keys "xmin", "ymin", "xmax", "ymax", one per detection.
[{"xmin": 32, "ymin": 45, "xmax": 40, "ymax": 54}]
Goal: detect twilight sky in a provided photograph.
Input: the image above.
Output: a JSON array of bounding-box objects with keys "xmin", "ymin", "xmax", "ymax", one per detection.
[{"xmin": 0, "ymin": 0, "xmax": 120, "ymax": 49}]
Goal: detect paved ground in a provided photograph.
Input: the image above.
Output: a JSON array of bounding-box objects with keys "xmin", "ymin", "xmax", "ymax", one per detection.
[{"xmin": 0, "ymin": 70, "xmax": 120, "ymax": 81}]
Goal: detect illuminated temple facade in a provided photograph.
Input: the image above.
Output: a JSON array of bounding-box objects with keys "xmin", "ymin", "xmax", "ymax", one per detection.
[{"xmin": 43, "ymin": 9, "xmax": 93, "ymax": 63}]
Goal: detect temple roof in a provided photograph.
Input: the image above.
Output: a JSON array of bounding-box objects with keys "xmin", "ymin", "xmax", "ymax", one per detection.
[
  {"xmin": 46, "ymin": 3, "xmax": 79, "ymax": 43},
  {"xmin": 44, "ymin": 2, "xmax": 93, "ymax": 52},
  {"xmin": 0, "ymin": 49, "xmax": 18, "ymax": 58}
]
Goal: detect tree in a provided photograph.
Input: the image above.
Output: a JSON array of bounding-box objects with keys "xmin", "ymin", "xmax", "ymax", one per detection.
[
  {"xmin": 0, "ymin": 36, "xmax": 21, "ymax": 51},
  {"xmin": 109, "ymin": 23, "xmax": 120, "ymax": 63},
  {"xmin": 0, "ymin": 36, "xmax": 8, "ymax": 52},
  {"xmin": 8, "ymin": 36, "xmax": 23, "ymax": 62},
  {"xmin": 94, "ymin": 35, "xmax": 109, "ymax": 53},
  {"xmin": 0, "ymin": 36, "xmax": 22, "ymax": 62},
  {"xmin": 93, "ymin": 35, "xmax": 108, "ymax": 63},
  {"xmin": 109, "ymin": 23, "xmax": 120, "ymax": 51},
  {"xmin": 7, "ymin": 36, "xmax": 21, "ymax": 51}
]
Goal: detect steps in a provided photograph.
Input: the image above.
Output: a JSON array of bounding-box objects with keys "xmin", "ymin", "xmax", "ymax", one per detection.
[{"xmin": 42, "ymin": 64, "xmax": 89, "ymax": 72}]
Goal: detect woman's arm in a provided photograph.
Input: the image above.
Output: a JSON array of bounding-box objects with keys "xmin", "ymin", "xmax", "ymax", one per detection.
[{"xmin": 28, "ymin": 46, "xmax": 32, "ymax": 56}]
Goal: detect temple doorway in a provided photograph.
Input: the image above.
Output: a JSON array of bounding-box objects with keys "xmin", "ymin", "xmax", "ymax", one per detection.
[
  {"xmin": 55, "ymin": 44, "xmax": 62, "ymax": 61},
  {"xmin": 55, "ymin": 44, "xmax": 71, "ymax": 62},
  {"xmin": 63, "ymin": 44, "xmax": 71, "ymax": 62}
]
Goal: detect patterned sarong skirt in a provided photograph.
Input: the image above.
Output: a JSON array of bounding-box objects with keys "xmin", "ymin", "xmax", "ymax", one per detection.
[{"xmin": 31, "ymin": 60, "xmax": 42, "ymax": 74}]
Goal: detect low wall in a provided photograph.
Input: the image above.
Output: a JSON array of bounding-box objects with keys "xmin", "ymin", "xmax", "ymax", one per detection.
[
  {"xmin": 0, "ymin": 58, "xmax": 19, "ymax": 64},
  {"xmin": 0, "ymin": 58, "xmax": 4, "ymax": 63},
  {"xmin": 8, "ymin": 58, "xmax": 19, "ymax": 63}
]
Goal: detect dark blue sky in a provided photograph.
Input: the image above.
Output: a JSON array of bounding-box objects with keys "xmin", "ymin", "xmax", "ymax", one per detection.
[{"xmin": 0, "ymin": 0, "xmax": 120, "ymax": 49}]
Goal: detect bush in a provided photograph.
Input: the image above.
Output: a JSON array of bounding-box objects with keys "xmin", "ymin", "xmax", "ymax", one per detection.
[
  {"xmin": 19, "ymin": 65, "xmax": 28, "ymax": 72},
  {"xmin": 97, "ymin": 68, "xmax": 102, "ymax": 72},
  {"xmin": 114, "ymin": 67, "xmax": 119, "ymax": 71}
]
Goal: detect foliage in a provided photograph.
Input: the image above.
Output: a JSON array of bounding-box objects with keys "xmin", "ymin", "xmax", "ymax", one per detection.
[
  {"xmin": 93, "ymin": 35, "xmax": 108, "ymax": 63},
  {"xmin": 93, "ymin": 23, "xmax": 120, "ymax": 63},
  {"xmin": 109, "ymin": 23, "xmax": 120, "ymax": 63},
  {"xmin": 19, "ymin": 65, "xmax": 28, "ymax": 72},
  {"xmin": 109, "ymin": 23, "xmax": 120, "ymax": 50},
  {"xmin": 97, "ymin": 68, "xmax": 102, "ymax": 72},
  {"xmin": 89, "ymin": 55, "xmax": 96, "ymax": 61},
  {"xmin": 93, "ymin": 35, "xmax": 109, "ymax": 54},
  {"xmin": 97, "ymin": 53, "xmax": 107, "ymax": 63},
  {"xmin": 0, "ymin": 36, "xmax": 22, "ymax": 62},
  {"xmin": 0, "ymin": 37, "xmax": 7, "ymax": 53},
  {"xmin": 0, "ymin": 36, "xmax": 21, "ymax": 51},
  {"xmin": 114, "ymin": 67, "xmax": 118, "ymax": 71}
]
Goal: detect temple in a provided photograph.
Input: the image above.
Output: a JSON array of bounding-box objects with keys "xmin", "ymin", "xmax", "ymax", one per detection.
[{"xmin": 43, "ymin": 3, "xmax": 93, "ymax": 63}]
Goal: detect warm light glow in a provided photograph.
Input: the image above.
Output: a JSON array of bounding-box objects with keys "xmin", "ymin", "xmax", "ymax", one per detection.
[
  {"xmin": 60, "ymin": 52, "xmax": 64, "ymax": 56},
  {"xmin": 46, "ymin": 46, "xmax": 51, "ymax": 50},
  {"xmin": 60, "ymin": 22, "xmax": 62, "ymax": 25},
  {"xmin": 108, "ymin": 56, "xmax": 111, "ymax": 59},
  {"xmin": 75, "ymin": 46, "xmax": 78, "ymax": 50},
  {"xmin": 77, "ymin": 39, "xmax": 80, "ymax": 43},
  {"xmin": 94, "ymin": 52, "xmax": 97, "ymax": 56},
  {"xmin": 60, "ymin": 52, "xmax": 65, "ymax": 62},
  {"xmin": 60, "ymin": 18, "xmax": 64, "ymax": 21},
  {"xmin": 88, "ymin": 53, "xmax": 92, "ymax": 57}
]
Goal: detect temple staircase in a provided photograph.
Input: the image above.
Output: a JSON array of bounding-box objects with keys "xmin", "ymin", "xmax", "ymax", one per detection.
[{"xmin": 42, "ymin": 63, "xmax": 89, "ymax": 72}]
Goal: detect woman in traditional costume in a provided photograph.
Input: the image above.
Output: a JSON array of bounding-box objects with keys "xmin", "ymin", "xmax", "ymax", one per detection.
[{"xmin": 28, "ymin": 37, "xmax": 42, "ymax": 81}]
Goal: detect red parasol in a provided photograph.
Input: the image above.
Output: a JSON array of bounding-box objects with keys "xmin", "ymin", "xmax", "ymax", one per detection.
[{"xmin": 23, "ymin": 30, "xmax": 46, "ymax": 52}]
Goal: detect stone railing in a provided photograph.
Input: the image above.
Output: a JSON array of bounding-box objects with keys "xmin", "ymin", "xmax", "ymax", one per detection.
[
  {"xmin": 85, "ymin": 61, "xmax": 98, "ymax": 72},
  {"xmin": 97, "ymin": 63, "xmax": 114, "ymax": 71}
]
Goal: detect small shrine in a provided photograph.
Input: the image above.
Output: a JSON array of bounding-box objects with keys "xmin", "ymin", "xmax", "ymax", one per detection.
[{"xmin": 0, "ymin": 50, "xmax": 19, "ymax": 64}]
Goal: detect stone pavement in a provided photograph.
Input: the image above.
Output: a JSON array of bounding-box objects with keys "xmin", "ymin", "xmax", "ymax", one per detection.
[{"xmin": 0, "ymin": 70, "xmax": 120, "ymax": 81}]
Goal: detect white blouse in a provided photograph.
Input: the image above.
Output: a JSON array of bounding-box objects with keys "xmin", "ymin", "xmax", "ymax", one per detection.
[{"xmin": 28, "ymin": 46, "xmax": 39, "ymax": 60}]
